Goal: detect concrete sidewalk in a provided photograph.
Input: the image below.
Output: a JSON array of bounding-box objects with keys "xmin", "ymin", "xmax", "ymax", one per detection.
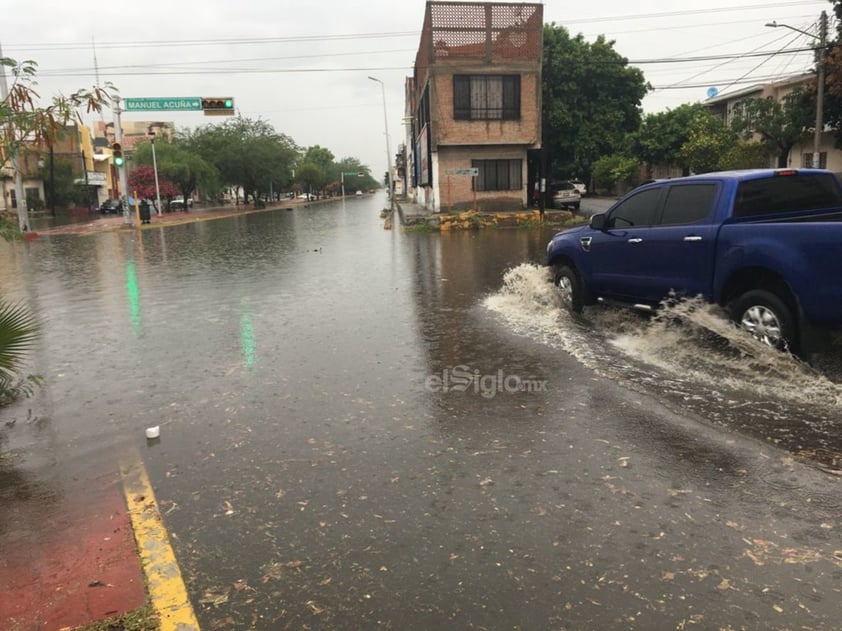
[{"xmin": 32, "ymin": 199, "xmax": 308, "ymax": 237}]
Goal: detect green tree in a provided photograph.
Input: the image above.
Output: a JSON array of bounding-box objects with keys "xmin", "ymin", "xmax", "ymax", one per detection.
[
  {"xmin": 822, "ymin": 2, "xmax": 842, "ymax": 147},
  {"xmin": 729, "ymin": 89, "xmax": 814, "ymax": 167},
  {"xmin": 542, "ymin": 24, "xmax": 649, "ymax": 186},
  {"xmin": 132, "ymin": 140, "xmax": 218, "ymax": 207},
  {"xmin": 187, "ymin": 117, "xmax": 299, "ymax": 205},
  {"xmin": 680, "ymin": 111, "xmax": 738, "ymax": 174},
  {"xmin": 719, "ymin": 141, "xmax": 774, "ymax": 170},
  {"xmin": 296, "ymin": 162, "xmax": 324, "ymax": 197},
  {"xmin": 631, "ymin": 103, "xmax": 708, "ymax": 176},
  {"xmin": 335, "ymin": 157, "xmax": 377, "ymax": 192},
  {"xmin": 1, "ymin": 57, "xmax": 111, "ymax": 231},
  {"xmin": 39, "ymin": 157, "xmax": 89, "ymax": 211},
  {"xmin": 592, "ymin": 154, "xmax": 639, "ymax": 194}
]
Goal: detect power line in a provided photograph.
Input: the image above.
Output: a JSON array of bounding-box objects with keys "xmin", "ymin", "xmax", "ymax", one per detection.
[
  {"xmin": 556, "ymin": 0, "xmax": 825, "ymax": 25},
  {"xmin": 34, "ymin": 45, "xmax": 815, "ymax": 79},
  {"xmin": 652, "ymin": 73, "xmax": 810, "ymax": 89},
  {"xmin": 5, "ymin": 32, "xmax": 421, "ymax": 52},
  {"xmin": 5, "ymin": 1, "xmax": 824, "ymax": 53}
]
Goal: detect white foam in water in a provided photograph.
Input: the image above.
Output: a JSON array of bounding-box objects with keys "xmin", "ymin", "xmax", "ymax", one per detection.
[{"xmin": 484, "ymin": 264, "xmax": 842, "ymax": 410}]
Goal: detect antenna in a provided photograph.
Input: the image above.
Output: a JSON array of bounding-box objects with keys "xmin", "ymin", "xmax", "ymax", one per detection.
[{"xmin": 93, "ymin": 36, "xmax": 104, "ymax": 122}]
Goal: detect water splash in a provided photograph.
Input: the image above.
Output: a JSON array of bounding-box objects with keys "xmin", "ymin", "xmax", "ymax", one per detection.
[{"xmin": 484, "ymin": 263, "xmax": 842, "ymax": 411}]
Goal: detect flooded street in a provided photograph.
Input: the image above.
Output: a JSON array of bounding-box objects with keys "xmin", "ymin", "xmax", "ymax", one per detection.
[{"xmin": 2, "ymin": 195, "xmax": 842, "ymax": 629}]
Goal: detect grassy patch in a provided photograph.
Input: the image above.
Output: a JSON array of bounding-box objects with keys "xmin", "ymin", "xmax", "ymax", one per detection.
[
  {"xmin": 73, "ymin": 604, "xmax": 159, "ymax": 631},
  {"xmin": 401, "ymin": 221, "xmax": 439, "ymax": 233}
]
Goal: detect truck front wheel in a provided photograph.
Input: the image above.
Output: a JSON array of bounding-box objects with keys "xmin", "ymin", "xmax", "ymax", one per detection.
[
  {"xmin": 730, "ymin": 290, "xmax": 796, "ymax": 352},
  {"xmin": 554, "ymin": 265, "xmax": 584, "ymax": 314}
]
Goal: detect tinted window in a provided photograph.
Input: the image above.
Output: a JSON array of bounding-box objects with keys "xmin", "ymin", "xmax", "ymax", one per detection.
[
  {"xmin": 734, "ymin": 174, "xmax": 842, "ymax": 217},
  {"xmin": 659, "ymin": 184, "xmax": 716, "ymax": 225},
  {"xmin": 609, "ymin": 189, "xmax": 661, "ymax": 228}
]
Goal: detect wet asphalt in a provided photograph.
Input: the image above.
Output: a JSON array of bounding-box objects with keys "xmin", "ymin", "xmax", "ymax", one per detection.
[{"xmin": 1, "ymin": 194, "xmax": 841, "ymax": 630}]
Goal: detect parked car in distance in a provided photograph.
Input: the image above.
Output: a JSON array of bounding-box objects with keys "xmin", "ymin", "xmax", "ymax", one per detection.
[
  {"xmin": 551, "ymin": 182, "xmax": 581, "ymax": 210},
  {"xmin": 99, "ymin": 199, "xmax": 123, "ymax": 214},
  {"xmin": 570, "ymin": 180, "xmax": 587, "ymax": 196},
  {"xmin": 168, "ymin": 196, "xmax": 193, "ymax": 211}
]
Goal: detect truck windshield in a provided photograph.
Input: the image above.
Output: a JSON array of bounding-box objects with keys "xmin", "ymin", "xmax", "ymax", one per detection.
[{"xmin": 734, "ymin": 173, "xmax": 842, "ymax": 217}]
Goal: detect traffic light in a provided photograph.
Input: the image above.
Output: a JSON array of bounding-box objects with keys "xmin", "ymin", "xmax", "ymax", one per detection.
[
  {"xmin": 112, "ymin": 143, "xmax": 124, "ymax": 167},
  {"xmin": 202, "ymin": 97, "xmax": 235, "ymax": 116}
]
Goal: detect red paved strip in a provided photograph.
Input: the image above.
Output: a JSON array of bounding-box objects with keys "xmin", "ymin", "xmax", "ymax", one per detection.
[{"xmin": 0, "ymin": 477, "xmax": 146, "ymax": 631}]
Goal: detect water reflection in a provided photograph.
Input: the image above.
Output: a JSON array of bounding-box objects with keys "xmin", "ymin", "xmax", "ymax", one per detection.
[{"xmin": 4, "ymin": 199, "xmax": 842, "ymax": 629}]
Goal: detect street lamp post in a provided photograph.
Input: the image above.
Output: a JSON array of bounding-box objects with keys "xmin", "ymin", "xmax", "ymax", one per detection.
[
  {"xmin": 368, "ymin": 76, "xmax": 393, "ymax": 212},
  {"xmin": 766, "ymin": 11, "xmax": 828, "ymax": 168},
  {"xmin": 148, "ymin": 131, "xmax": 163, "ymax": 215}
]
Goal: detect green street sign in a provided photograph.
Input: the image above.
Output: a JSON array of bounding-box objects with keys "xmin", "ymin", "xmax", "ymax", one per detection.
[{"xmin": 124, "ymin": 97, "xmax": 202, "ymax": 112}]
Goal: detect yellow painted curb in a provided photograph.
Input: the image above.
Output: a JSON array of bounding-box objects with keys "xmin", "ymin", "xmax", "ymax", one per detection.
[{"xmin": 121, "ymin": 449, "xmax": 200, "ymax": 631}]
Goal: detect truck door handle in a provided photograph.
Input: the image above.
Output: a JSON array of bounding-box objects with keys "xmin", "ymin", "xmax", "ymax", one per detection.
[
  {"xmin": 627, "ymin": 238, "xmax": 643, "ymax": 244},
  {"xmin": 683, "ymin": 236, "xmax": 703, "ymax": 242}
]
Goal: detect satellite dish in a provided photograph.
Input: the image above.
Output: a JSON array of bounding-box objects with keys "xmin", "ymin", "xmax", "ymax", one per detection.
[{"xmin": 706, "ymin": 87, "xmax": 719, "ymax": 99}]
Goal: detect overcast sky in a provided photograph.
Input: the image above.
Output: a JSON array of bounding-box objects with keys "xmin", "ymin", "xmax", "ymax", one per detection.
[{"xmin": 1, "ymin": 0, "xmax": 831, "ymax": 175}]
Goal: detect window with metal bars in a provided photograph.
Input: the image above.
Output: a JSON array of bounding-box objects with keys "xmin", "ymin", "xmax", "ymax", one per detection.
[
  {"xmin": 471, "ymin": 159, "xmax": 522, "ymax": 191},
  {"xmin": 454, "ymin": 75, "xmax": 520, "ymax": 120}
]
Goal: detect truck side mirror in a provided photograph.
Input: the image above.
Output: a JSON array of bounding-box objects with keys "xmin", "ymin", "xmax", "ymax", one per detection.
[{"xmin": 590, "ymin": 213, "xmax": 607, "ymax": 230}]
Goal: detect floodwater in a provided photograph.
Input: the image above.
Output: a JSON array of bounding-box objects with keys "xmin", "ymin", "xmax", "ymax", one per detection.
[{"xmin": 2, "ymin": 195, "xmax": 842, "ymax": 629}]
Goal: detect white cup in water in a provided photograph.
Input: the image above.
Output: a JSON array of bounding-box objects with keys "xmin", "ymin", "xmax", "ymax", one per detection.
[{"xmin": 145, "ymin": 426, "xmax": 160, "ymax": 439}]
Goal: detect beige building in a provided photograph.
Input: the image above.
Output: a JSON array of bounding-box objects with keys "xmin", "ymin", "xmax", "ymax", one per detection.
[
  {"xmin": 406, "ymin": 1, "xmax": 543, "ymax": 212},
  {"xmin": 1, "ymin": 124, "xmax": 104, "ymax": 214},
  {"xmin": 0, "ymin": 119, "xmax": 176, "ymax": 215},
  {"xmin": 705, "ymin": 73, "xmax": 836, "ymax": 171}
]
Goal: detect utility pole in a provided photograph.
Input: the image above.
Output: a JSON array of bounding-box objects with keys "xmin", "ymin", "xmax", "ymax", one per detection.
[
  {"xmin": 149, "ymin": 132, "xmax": 162, "ymax": 215},
  {"xmin": 112, "ymin": 96, "xmax": 132, "ymax": 225},
  {"xmin": 766, "ymin": 11, "xmax": 828, "ymax": 168},
  {"xmin": 368, "ymin": 76, "xmax": 393, "ymax": 212},
  {"xmin": 814, "ymin": 10, "xmax": 828, "ymax": 169}
]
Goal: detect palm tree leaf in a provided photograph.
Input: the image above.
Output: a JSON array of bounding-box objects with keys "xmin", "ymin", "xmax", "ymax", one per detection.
[{"xmin": 0, "ymin": 298, "xmax": 39, "ymax": 376}]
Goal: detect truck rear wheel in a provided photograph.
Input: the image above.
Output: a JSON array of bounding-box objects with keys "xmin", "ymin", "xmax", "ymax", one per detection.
[
  {"xmin": 554, "ymin": 265, "xmax": 584, "ymax": 313},
  {"xmin": 730, "ymin": 290, "xmax": 796, "ymax": 352}
]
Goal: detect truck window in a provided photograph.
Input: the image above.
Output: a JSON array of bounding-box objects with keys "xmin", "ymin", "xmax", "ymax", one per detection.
[
  {"xmin": 659, "ymin": 184, "xmax": 716, "ymax": 225},
  {"xmin": 734, "ymin": 174, "xmax": 842, "ymax": 218},
  {"xmin": 609, "ymin": 188, "xmax": 661, "ymax": 228}
]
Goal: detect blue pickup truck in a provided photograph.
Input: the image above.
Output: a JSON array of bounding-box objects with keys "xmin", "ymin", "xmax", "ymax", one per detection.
[{"xmin": 545, "ymin": 168, "xmax": 842, "ymax": 355}]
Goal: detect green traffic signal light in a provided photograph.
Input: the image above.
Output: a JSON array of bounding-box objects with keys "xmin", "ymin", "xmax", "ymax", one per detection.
[
  {"xmin": 112, "ymin": 143, "xmax": 124, "ymax": 167},
  {"xmin": 202, "ymin": 97, "xmax": 235, "ymax": 116}
]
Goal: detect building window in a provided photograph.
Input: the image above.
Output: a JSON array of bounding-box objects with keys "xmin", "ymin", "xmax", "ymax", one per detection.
[
  {"xmin": 454, "ymin": 75, "xmax": 520, "ymax": 121},
  {"xmin": 802, "ymin": 152, "xmax": 827, "ymax": 169},
  {"xmin": 472, "ymin": 159, "xmax": 522, "ymax": 191}
]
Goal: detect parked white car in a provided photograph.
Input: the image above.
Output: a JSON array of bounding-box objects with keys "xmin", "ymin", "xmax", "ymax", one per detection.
[
  {"xmin": 570, "ymin": 180, "xmax": 587, "ymax": 196},
  {"xmin": 551, "ymin": 181, "xmax": 581, "ymax": 211},
  {"xmin": 168, "ymin": 196, "xmax": 193, "ymax": 211}
]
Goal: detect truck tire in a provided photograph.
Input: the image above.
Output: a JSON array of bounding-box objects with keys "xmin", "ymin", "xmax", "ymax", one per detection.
[
  {"xmin": 554, "ymin": 265, "xmax": 584, "ymax": 314},
  {"xmin": 730, "ymin": 289, "xmax": 796, "ymax": 352}
]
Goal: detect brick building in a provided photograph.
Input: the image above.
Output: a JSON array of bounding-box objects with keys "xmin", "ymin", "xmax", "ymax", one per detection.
[{"xmin": 406, "ymin": 1, "xmax": 543, "ymax": 212}]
